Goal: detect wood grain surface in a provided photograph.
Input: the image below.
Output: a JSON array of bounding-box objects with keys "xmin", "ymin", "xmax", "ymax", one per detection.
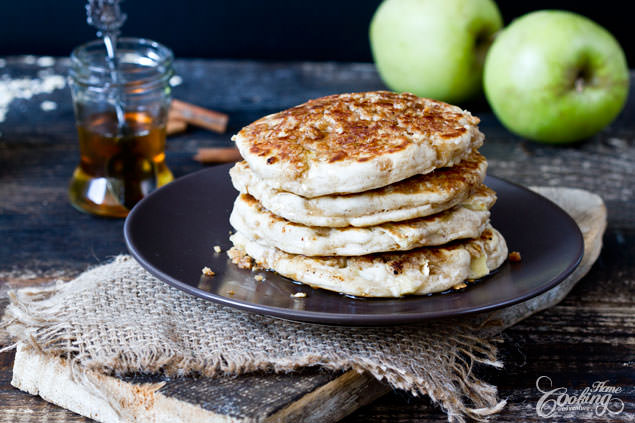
[
  {"xmin": 1, "ymin": 57, "xmax": 634, "ymax": 422},
  {"xmin": 10, "ymin": 344, "xmax": 388, "ymax": 423}
]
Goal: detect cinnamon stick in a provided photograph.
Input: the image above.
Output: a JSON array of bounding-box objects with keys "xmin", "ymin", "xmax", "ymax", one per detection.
[
  {"xmin": 166, "ymin": 117, "xmax": 188, "ymax": 135},
  {"xmin": 170, "ymin": 99, "xmax": 228, "ymax": 133},
  {"xmin": 194, "ymin": 147, "xmax": 242, "ymax": 163}
]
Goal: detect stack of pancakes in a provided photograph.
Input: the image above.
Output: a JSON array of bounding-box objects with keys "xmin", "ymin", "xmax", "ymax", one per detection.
[{"xmin": 227, "ymin": 91, "xmax": 507, "ymax": 297}]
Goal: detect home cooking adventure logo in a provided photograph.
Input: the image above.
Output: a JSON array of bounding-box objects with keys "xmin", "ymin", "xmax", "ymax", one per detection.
[{"xmin": 535, "ymin": 376, "xmax": 625, "ymax": 418}]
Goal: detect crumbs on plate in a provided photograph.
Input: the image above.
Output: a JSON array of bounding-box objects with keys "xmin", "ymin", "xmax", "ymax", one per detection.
[
  {"xmin": 254, "ymin": 274, "xmax": 265, "ymax": 282},
  {"xmin": 508, "ymin": 251, "xmax": 522, "ymax": 262},
  {"xmin": 291, "ymin": 292, "xmax": 307, "ymax": 298},
  {"xmin": 201, "ymin": 266, "xmax": 215, "ymax": 277},
  {"xmin": 227, "ymin": 246, "xmax": 263, "ymax": 271},
  {"xmin": 213, "ymin": 245, "xmax": 222, "ymax": 253}
]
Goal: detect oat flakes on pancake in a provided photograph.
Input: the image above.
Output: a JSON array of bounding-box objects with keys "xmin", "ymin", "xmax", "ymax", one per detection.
[
  {"xmin": 230, "ymin": 150, "xmax": 487, "ymax": 227},
  {"xmin": 232, "ymin": 91, "xmax": 484, "ymax": 197},
  {"xmin": 229, "ymin": 185, "xmax": 495, "ymax": 256},
  {"xmin": 228, "ymin": 225, "xmax": 508, "ymax": 298}
]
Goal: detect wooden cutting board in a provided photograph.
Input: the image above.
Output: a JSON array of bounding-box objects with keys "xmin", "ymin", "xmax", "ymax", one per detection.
[
  {"xmin": 11, "ymin": 345, "xmax": 388, "ymax": 423},
  {"xmin": 9, "ymin": 187, "xmax": 606, "ymax": 423}
]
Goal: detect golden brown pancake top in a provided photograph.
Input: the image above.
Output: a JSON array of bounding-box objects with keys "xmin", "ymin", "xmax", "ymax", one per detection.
[{"xmin": 234, "ymin": 91, "xmax": 480, "ymax": 174}]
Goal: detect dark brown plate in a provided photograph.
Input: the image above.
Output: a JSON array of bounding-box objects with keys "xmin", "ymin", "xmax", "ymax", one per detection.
[{"xmin": 124, "ymin": 164, "xmax": 583, "ymax": 326}]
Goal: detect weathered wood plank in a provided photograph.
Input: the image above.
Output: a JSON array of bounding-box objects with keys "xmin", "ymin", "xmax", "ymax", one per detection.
[
  {"xmin": 0, "ymin": 351, "xmax": 92, "ymax": 422},
  {"xmin": 10, "ymin": 345, "xmax": 389, "ymax": 423},
  {"xmin": 1, "ymin": 57, "xmax": 633, "ymax": 422}
]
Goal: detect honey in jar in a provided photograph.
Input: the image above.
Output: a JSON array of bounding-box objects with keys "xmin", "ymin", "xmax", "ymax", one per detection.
[
  {"xmin": 68, "ymin": 37, "xmax": 174, "ymax": 217},
  {"xmin": 69, "ymin": 111, "xmax": 173, "ymax": 217}
]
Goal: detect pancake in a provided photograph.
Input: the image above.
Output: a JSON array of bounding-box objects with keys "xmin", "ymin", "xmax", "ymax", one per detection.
[
  {"xmin": 232, "ymin": 91, "xmax": 483, "ymax": 197},
  {"xmin": 229, "ymin": 150, "xmax": 488, "ymax": 227},
  {"xmin": 229, "ymin": 185, "xmax": 495, "ymax": 256},
  {"xmin": 228, "ymin": 225, "xmax": 508, "ymax": 297}
]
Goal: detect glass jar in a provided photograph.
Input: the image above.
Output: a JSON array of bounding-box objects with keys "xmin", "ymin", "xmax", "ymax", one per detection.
[{"xmin": 68, "ymin": 37, "xmax": 174, "ymax": 217}]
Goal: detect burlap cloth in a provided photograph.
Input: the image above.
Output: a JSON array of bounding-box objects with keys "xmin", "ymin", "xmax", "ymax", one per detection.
[{"xmin": 1, "ymin": 187, "xmax": 606, "ymax": 423}]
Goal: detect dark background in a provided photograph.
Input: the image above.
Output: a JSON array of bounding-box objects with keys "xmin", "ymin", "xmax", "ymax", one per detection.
[{"xmin": 0, "ymin": 1, "xmax": 632, "ymax": 66}]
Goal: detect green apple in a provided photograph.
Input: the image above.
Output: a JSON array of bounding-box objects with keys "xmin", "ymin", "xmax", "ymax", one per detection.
[
  {"xmin": 484, "ymin": 11, "xmax": 629, "ymax": 144},
  {"xmin": 370, "ymin": 0, "xmax": 503, "ymax": 103}
]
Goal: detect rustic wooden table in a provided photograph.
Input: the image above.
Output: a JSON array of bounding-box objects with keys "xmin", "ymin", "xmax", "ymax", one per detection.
[{"xmin": 1, "ymin": 57, "xmax": 633, "ymax": 422}]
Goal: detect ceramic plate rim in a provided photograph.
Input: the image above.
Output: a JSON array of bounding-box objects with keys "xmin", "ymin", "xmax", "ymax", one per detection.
[{"xmin": 124, "ymin": 166, "xmax": 583, "ymax": 326}]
